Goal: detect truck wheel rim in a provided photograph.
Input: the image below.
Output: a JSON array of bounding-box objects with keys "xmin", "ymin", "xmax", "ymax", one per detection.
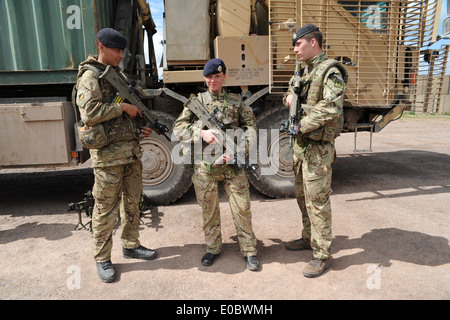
[
  {"xmin": 267, "ymin": 132, "xmax": 295, "ymax": 179},
  {"xmin": 141, "ymin": 137, "xmax": 174, "ymax": 186}
]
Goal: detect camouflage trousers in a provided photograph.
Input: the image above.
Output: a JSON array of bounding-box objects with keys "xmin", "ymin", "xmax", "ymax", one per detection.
[
  {"xmin": 91, "ymin": 160, "xmax": 143, "ymax": 262},
  {"xmin": 293, "ymin": 139, "xmax": 335, "ymax": 260},
  {"xmin": 192, "ymin": 163, "xmax": 257, "ymax": 257}
]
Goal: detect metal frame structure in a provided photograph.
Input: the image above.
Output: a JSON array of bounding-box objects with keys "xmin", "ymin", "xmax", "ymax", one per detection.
[{"xmin": 269, "ymin": 0, "xmax": 446, "ymax": 114}]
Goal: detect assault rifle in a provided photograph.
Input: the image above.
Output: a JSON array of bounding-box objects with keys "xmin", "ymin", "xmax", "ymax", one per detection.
[
  {"xmin": 100, "ymin": 65, "xmax": 170, "ymax": 141},
  {"xmin": 280, "ymin": 60, "xmax": 303, "ymax": 148},
  {"xmin": 184, "ymin": 94, "xmax": 259, "ymax": 177}
]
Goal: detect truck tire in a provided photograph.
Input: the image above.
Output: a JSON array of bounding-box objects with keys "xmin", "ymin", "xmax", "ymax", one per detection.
[
  {"xmin": 141, "ymin": 111, "xmax": 193, "ymax": 205},
  {"xmin": 246, "ymin": 106, "xmax": 295, "ymax": 198}
]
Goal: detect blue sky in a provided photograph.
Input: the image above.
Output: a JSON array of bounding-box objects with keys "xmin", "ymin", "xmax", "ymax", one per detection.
[
  {"xmin": 148, "ymin": 0, "xmax": 164, "ymax": 31},
  {"xmin": 146, "ymin": 0, "xmax": 450, "ymax": 74},
  {"xmin": 146, "ymin": 0, "xmax": 164, "ymax": 75}
]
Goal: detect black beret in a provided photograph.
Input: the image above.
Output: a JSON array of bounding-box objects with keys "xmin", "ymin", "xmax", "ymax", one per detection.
[
  {"xmin": 97, "ymin": 28, "xmax": 127, "ymax": 50},
  {"xmin": 203, "ymin": 59, "xmax": 227, "ymax": 76},
  {"xmin": 292, "ymin": 24, "xmax": 320, "ymax": 46}
]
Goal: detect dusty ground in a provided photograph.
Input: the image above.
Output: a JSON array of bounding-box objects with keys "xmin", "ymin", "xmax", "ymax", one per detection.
[{"xmin": 0, "ymin": 115, "xmax": 449, "ymax": 301}]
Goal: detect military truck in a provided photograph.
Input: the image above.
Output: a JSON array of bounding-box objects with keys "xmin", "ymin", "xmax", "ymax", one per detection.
[{"xmin": 0, "ymin": 0, "xmax": 448, "ymax": 204}]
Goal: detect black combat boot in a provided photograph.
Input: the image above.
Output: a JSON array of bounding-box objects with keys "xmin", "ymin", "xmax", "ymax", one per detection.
[
  {"xmin": 201, "ymin": 252, "xmax": 220, "ymax": 266},
  {"xmin": 96, "ymin": 260, "xmax": 116, "ymax": 283},
  {"xmin": 123, "ymin": 245, "xmax": 157, "ymax": 260},
  {"xmin": 245, "ymin": 255, "xmax": 259, "ymax": 271}
]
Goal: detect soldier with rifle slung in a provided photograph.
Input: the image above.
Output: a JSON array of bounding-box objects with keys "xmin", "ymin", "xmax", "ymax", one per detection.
[
  {"xmin": 75, "ymin": 28, "xmax": 158, "ymax": 283},
  {"xmin": 173, "ymin": 59, "xmax": 260, "ymax": 271},
  {"xmin": 282, "ymin": 24, "xmax": 348, "ymax": 278}
]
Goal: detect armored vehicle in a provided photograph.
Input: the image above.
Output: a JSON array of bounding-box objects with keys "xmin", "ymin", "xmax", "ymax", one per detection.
[{"xmin": 0, "ymin": 0, "xmax": 447, "ymax": 203}]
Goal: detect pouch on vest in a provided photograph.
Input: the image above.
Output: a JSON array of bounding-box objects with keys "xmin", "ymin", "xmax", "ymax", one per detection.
[
  {"xmin": 301, "ymin": 105, "xmax": 324, "ymax": 141},
  {"xmin": 301, "ymin": 59, "xmax": 347, "ymax": 143},
  {"xmin": 77, "ymin": 121, "xmax": 109, "ymax": 149}
]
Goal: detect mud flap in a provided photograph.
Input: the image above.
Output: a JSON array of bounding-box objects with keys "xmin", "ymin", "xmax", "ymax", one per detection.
[{"xmin": 374, "ymin": 103, "xmax": 405, "ymax": 133}]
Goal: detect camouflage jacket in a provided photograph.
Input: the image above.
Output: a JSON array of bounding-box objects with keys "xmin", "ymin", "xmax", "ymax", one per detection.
[
  {"xmin": 75, "ymin": 55, "xmax": 142, "ymax": 167},
  {"xmin": 173, "ymin": 90, "xmax": 257, "ymax": 164},
  {"xmin": 284, "ymin": 52, "xmax": 347, "ymax": 143}
]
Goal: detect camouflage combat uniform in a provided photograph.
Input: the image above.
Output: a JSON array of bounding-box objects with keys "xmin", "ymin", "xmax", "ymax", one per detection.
[
  {"xmin": 75, "ymin": 55, "xmax": 144, "ymax": 263},
  {"xmin": 173, "ymin": 90, "xmax": 258, "ymax": 257},
  {"xmin": 284, "ymin": 52, "xmax": 348, "ymax": 260}
]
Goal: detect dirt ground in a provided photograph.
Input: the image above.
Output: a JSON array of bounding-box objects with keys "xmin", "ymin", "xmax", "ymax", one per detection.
[{"xmin": 0, "ymin": 115, "xmax": 449, "ymax": 301}]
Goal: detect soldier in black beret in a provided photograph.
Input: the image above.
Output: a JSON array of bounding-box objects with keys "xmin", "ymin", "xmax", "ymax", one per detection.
[
  {"xmin": 75, "ymin": 27, "xmax": 156, "ymax": 283},
  {"xmin": 291, "ymin": 24, "xmax": 320, "ymax": 46},
  {"xmin": 174, "ymin": 59, "xmax": 259, "ymax": 271},
  {"xmin": 283, "ymin": 24, "xmax": 348, "ymax": 278},
  {"xmin": 97, "ymin": 28, "xmax": 127, "ymax": 50},
  {"xmin": 96, "ymin": 28, "xmax": 127, "ymax": 68},
  {"xmin": 203, "ymin": 58, "xmax": 227, "ymax": 76}
]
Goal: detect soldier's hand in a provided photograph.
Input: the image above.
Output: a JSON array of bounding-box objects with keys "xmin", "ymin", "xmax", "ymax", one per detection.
[
  {"xmin": 285, "ymin": 94, "xmax": 293, "ymax": 108},
  {"xmin": 201, "ymin": 129, "xmax": 223, "ymax": 145},
  {"xmin": 140, "ymin": 127, "xmax": 153, "ymax": 138},
  {"xmin": 121, "ymin": 103, "xmax": 142, "ymax": 118},
  {"xmin": 222, "ymin": 153, "xmax": 234, "ymax": 163}
]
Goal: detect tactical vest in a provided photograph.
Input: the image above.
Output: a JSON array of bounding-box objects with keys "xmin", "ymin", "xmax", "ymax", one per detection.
[
  {"xmin": 194, "ymin": 91, "xmax": 243, "ymax": 165},
  {"xmin": 301, "ymin": 59, "xmax": 348, "ymax": 143},
  {"xmin": 198, "ymin": 91, "xmax": 242, "ymax": 129},
  {"xmin": 74, "ymin": 64, "xmax": 140, "ymax": 149}
]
